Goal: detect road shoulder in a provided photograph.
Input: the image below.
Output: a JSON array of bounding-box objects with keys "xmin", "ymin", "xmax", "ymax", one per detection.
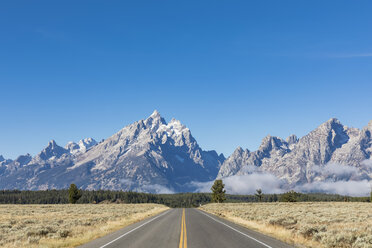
[{"xmin": 197, "ymin": 208, "xmax": 295, "ymax": 248}]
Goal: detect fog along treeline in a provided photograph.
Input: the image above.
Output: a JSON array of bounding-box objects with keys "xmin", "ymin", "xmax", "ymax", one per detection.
[{"xmin": 0, "ymin": 190, "xmax": 370, "ymax": 207}]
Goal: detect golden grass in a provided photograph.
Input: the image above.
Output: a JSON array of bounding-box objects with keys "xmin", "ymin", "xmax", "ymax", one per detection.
[
  {"xmin": 200, "ymin": 202, "xmax": 372, "ymax": 248},
  {"xmin": 0, "ymin": 203, "xmax": 168, "ymax": 248}
]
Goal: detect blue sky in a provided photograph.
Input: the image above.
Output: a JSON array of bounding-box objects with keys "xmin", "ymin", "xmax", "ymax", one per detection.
[{"xmin": 1, "ymin": 1, "xmax": 372, "ymax": 159}]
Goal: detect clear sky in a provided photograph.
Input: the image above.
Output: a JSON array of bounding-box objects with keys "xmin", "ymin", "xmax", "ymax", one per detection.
[{"xmin": 1, "ymin": 1, "xmax": 372, "ymax": 159}]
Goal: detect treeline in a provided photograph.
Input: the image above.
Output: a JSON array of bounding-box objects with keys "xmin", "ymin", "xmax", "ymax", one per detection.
[
  {"xmin": 228, "ymin": 192, "xmax": 370, "ymax": 203},
  {"xmin": 0, "ymin": 190, "xmax": 211, "ymax": 207},
  {"xmin": 0, "ymin": 190, "xmax": 369, "ymax": 207}
]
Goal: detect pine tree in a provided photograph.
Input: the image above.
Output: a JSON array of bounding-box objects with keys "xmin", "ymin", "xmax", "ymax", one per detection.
[
  {"xmin": 255, "ymin": 189, "xmax": 263, "ymax": 202},
  {"xmin": 68, "ymin": 184, "xmax": 82, "ymax": 204},
  {"xmin": 211, "ymin": 179, "xmax": 226, "ymax": 203},
  {"xmin": 281, "ymin": 190, "xmax": 298, "ymax": 202}
]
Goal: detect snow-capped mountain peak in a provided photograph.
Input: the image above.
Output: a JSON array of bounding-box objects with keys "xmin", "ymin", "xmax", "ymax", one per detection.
[
  {"xmin": 0, "ymin": 155, "xmax": 12, "ymax": 167},
  {"xmin": 157, "ymin": 118, "xmax": 190, "ymax": 140},
  {"xmin": 35, "ymin": 140, "xmax": 68, "ymax": 161},
  {"xmin": 150, "ymin": 109, "xmax": 161, "ymax": 118},
  {"xmin": 144, "ymin": 110, "xmax": 166, "ymax": 130},
  {"xmin": 2, "ymin": 115, "xmax": 371, "ymax": 194},
  {"xmin": 286, "ymin": 134, "xmax": 298, "ymax": 145},
  {"xmin": 218, "ymin": 118, "xmax": 372, "ymax": 187},
  {"xmin": 13, "ymin": 154, "xmax": 32, "ymax": 166},
  {"xmin": 48, "ymin": 139, "xmax": 57, "ymax": 147},
  {"xmin": 367, "ymin": 120, "xmax": 372, "ymax": 129},
  {"xmin": 22, "ymin": 111, "xmax": 224, "ymax": 192},
  {"xmin": 78, "ymin": 138, "xmax": 97, "ymax": 152},
  {"xmin": 65, "ymin": 142, "xmax": 80, "ymax": 153},
  {"xmin": 65, "ymin": 138, "xmax": 97, "ymax": 154}
]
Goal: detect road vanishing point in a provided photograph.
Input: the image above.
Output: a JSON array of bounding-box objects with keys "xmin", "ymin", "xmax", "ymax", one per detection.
[{"xmin": 80, "ymin": 208, "xmax": 293, "ymax": 248}]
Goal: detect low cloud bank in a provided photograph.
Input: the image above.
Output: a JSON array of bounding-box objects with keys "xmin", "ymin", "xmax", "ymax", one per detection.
[
  {"xmin": 119, "ymin": 178, "xmax": 175, "ymax": 194},
  {"xmin": 312, "ymin": 163, "xmax": 360, "ymax": 177},
  {"xmin": 192, "ymin": 172, "xmax": 284, "ymax": 195},
  {"xmin": 223, "ymin": 173, "xmax": 284, "ymax": 195},
  {"xmin": 192, "ymin": 162, "xmax": 372, "ymax": 196},
  {"xmin": 295, "ymin": 180, "xmax": 371, "ymax": 196},
  {"xmin": 141, "ymin": 184, "xmax": 175, "ymax": 194},
  {"xmin": 362, "ymin": 159, "xmax": 372, "ymax": 168}
]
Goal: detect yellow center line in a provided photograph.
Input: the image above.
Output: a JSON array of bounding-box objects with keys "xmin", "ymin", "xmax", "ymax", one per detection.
[
  {"xmin": 179, "ymin": 208, "xmax": 187, "ymax": 248},
  {"xmin": 179, "ymin": 209, "xmax": 184, "ymax": 248},
  {"xmin": 183, "ymin": 209, "xmax": 187, "ymax": 248}
]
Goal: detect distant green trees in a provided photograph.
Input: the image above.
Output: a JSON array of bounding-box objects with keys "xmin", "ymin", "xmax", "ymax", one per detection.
[
  {"xmin": 255, "ymin": 189, "xmax": 263, "ymax": 202},
  {"xmin": 281, "ymin": 190, "xmax": 298, "ymax": 202},
  {"xmin": 68, "ymin": 184, "xmax": 82, "ymax": 204},
  {"xmin": 211, "ymin": 179, "xmax": 226, "ymax": 203},
  {"xmin": 0, "ymin": 190, "xmax": 213, "ymax": 207},
  {"xmin": 1, "ymin": 189, "xmax": 370, "ymax": 206}
]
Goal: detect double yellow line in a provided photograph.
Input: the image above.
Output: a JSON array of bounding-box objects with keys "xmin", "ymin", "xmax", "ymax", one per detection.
[{"xmin": 179, "ymin": 208, "xmax": 187, "ymax": 248}]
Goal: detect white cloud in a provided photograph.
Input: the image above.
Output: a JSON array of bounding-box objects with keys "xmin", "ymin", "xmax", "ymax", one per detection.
[
  {"xmin": 312, "ymin": 163, "xmax": 360, "ymax": 177},
  {"xmin": 192, "ymin": 162, "xmax": 372, "ymax": 196},
  {"xmin": 295, "ymin": 180, "xmax": 372, "ymax": 197},
  {"xmin": 142, "ymin": 184, "xmax": 175, "ymax": 194},
  {"xmin": 361, "ymin": 159, "xmax": 372, "ymax": 168},
  {"xmin": 192, "ymin": 172, "xmax": 284, "ymax": 195},
  {"xmin": 119, "ymin": 178, "xmax": 175, "ymax": 194},
  {"xmin": 223, "ymin": 173, "xmax": 284, "ymax": 195}
]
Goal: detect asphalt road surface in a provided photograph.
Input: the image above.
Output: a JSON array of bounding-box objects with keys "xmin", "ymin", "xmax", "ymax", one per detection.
[{"xmin": 80, "ymin": 208, "xmax": 294, "ymax": 248}]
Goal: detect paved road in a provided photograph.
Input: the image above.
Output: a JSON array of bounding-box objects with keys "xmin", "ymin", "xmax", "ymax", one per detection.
[{"xmin": 80, "ymin": 208, "xmax": 293, "ymax": 248}]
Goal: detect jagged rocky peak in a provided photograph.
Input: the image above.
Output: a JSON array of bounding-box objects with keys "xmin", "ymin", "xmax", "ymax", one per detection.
[
  {"xmin": 367, "ymin": 120, "xmax": 372, "ymax": 130},
  {"xmin": 218, "ymin": 117, "xmax": 372, "ymax": 187},
  {"xmin": 0, "ymin": 155, "xmax": 12, "ymax": 166},
  {"xmin": 235, "ymin": 146, "xmax": 244, "ymax": 154},
  {"xmin": 258, "ymin": 135, "xmax": 289, "ymax": 154},
  {"xmin": 158, "ymin": 117, "xmax": 191, "ymax": 141},
  {"xmin": 60, "ymin": 110, "xmax": 224, "ymax": 191},
  {"xmin": 65, "ymin": 138, "xmax": 97, "ymax": 154},
  {"xmin": 318, "ymin": 118, "xmax": 349, "ymax": 146},
  {"xmin": 304, "ymin": 118, "xmax": 349, "ymax": 146},
  {"xmin": 169, "ymin": 118, "xmax": 185, "ymax": 129},
  {"xmin": 48, "ymin": 140, "xmax": 57, "ymax": 148},
  {"xmin": 78, "ymin": 138, "xmax": 97, "ymax": 151},
  {"xmin": 37, "ymin": 140, "xmax": 68, "ymax": 160},
  {"xmin": 286, "ymin": 134, "xmax": 298, "ymax": 145},
  {"xmin": 232, "ymin": 146, "xmax": 249, "ymax": 156},
  {"xmin": 65, "ymin": 141, "xmax": 80, "ymax": 152},
  {"xmin": 14, "ymin": 153, "xmax": 32, "ymax": 165},
  {"xmin": 284, "ymin": 118, "xmax": 350, "ymax": 166},
  {"xmin": 144, "ymin": 110, "xmax": 166, "ymax": 129},
  {"xmin": 319, "ymin": 118, "xmax": 346, "ymax": 134},
  {"xmin": 216, "ymin": 146, "xmax": 254, "ymax": 178}
]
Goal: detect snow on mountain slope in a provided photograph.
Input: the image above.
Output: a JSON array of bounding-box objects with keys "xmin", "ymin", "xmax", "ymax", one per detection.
[
  {"xmin": 0, "ymin": 111, "xmax": 224, "ymax": 192},
  {"xmin": 218, "ymin": 118, "xmax": 372, "ymax": 190},
  {"xmin": 1, "ymin": 114, "xmax": 371, "ymax": 195},
  {"xmin": 65, "ymin": 138, "xmax": 97, "ymax": 154}
]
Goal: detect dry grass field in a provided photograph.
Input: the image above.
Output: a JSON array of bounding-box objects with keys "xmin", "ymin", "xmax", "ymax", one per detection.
[
  {"xmin": 0, "ymin": 204, "xmax": 168, "ymax": 248},
  {"xmin": 200, "ymin": 202, "xmax": 372, "ymax": 248}
]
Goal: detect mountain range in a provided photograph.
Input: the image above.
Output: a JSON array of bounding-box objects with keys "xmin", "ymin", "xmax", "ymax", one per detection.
[
  {"xmin": 218, "ymin": 118, "xmax": 372, "ymax": 188},
  {"xmin": 1, "ymin": 111, "xmax": 371, "ymax": 194},
  {"xmin": 0, "ymin": 111, "xmax": 224, "ymax": 193}
]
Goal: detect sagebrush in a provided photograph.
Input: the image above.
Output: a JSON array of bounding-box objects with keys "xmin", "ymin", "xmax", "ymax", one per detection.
[
  {"xmin": 200, "ymin": 202, "xmax": 372, "ymax": 248},
  {"xmin": 0, "ymin": 204, "xmax": 168, "ymax": 247}
]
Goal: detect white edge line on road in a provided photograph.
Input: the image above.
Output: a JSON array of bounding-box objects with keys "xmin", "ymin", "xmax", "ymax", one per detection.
[
  {"xmin": 198, "ymin": 210, "xmax": 273, "ymax": 248},
  {"xmin": 99, "ymin": 210, "xmax": 170, "ymax": 248}
]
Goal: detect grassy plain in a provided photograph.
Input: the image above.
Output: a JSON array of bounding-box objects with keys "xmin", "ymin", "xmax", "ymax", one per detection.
[
  {"xmin": 200, "ymin": 202, "xmax": 372, "ymax": 248},
  {"xmin": 0, "ymin": 203, "xmax": 168, "ymax": 248}
]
